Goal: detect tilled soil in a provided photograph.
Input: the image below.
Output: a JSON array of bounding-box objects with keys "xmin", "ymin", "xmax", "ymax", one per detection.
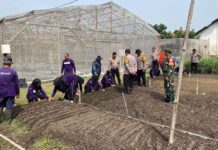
[{"xmin": 3, "ymin": 75, "xmax": 218, "ymax": 149}]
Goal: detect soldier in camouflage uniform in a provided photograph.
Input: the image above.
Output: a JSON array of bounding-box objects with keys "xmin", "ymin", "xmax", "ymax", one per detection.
[{"xmin": 162, "ymin": 50, "xmax": 176, "ymax": 103}]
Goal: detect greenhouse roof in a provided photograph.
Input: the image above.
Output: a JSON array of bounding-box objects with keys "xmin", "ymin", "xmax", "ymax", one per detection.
[{"xmin": 0, "ymin": 2, "xmax": 159, "ymax": 36}]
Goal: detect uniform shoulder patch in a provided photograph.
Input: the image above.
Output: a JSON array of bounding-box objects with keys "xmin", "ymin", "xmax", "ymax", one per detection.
[{"xmin": 124, "ymin": 56, "xmax": 129, "ymax": 64}]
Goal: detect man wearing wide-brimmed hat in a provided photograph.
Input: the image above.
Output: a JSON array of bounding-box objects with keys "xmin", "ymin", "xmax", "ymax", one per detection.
[{"xmin": 0, "ymin": 57, "xmax": 19, "ymax": 123}]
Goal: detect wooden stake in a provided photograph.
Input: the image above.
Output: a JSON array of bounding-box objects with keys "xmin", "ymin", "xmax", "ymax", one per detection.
[
  {"xmin": 196, "ymin": 77, "xmax": 199, "ymax": 95},
  {"xmin": 189, "ymin": 73, "xmax": 191, "ymax": 79},
  {"xmin": 122, "ymin": 92, "xmax": 130, "ymax": 117},
  {"xmin": 169, "ymin": 0, "xmax": 196, "ymax": 144},
  {"xmin": 78, "ymin": 90, "xmax": 81, "ymax": 104},
  {"xmin": 0, "ymin": 133, "xmax": 25, "ymax": 150},
  {"xmin": 148, "ymin": 77, "xmax": 152, "ymax": 88}
]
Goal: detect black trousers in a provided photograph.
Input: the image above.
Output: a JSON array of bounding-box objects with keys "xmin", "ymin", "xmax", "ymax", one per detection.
[
  {"xmin": 137, "ymin": 70, "xmax": 146, "ymax": 86},
  {"xmin": 123, "ymin": 74, "xmax": 134, "ymax": 92},
  {"xmin": 92, "ymin": 74, "xmax": 100, "ymax": 85},
  {"xmin": 111, "ymin": 68, "xmax": 121, "ymax": 85},
  {"xmin": 191, "ymin": 63, "xmax": 198, "ymax": 74},
  {"xmin": 64, "ymin": 83, "xmax": 75, "ymax": 101}
]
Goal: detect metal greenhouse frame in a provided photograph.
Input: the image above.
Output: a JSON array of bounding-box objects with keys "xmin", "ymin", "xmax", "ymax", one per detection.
[{"xmin": 0, "ymin": 2, "xmax": 159, "ymax": 80}]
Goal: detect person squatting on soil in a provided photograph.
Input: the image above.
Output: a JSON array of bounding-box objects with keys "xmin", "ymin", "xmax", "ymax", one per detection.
[
  {"xmin": 84, "ymin": 77, "xmax": 102, "ymax": 93},
  {"xmin": 52, "ymin": 74, "xmax": 84, "ymax": 103},
  {"xmin": 135, "ymin": 49, "xmax": 147, "ymax": 87},
  {"xmin": 101, "ymin": 70, "xmax": 116, "ymax": 89},
  {"xmin": 123, "ymin": 49, "xmax": 137, "ymax": 94},
  {"xmin": 163, "ymin": 50, "xmax": 176, "ymax": 103},
  {"xmin": 92, "ymin": 55, "xmax": 102, "ymax": 86},
  {"xmin": 0, "ymin": 58, "xmax": 19, "ymax": 123},
  {"xmin": 109, "ymin": 52, "xmax": 121, "ymax": 85},
  {"xmin": 26, "ymin": 78, "xmax": 50, "ymax": 103},
  {"xmin": 191, "ymin": 49, "xmax": 201, "ymax": 74},
  {"xmin": 61, "ymin": 52, "xmax": 76, "ymax": 75}
]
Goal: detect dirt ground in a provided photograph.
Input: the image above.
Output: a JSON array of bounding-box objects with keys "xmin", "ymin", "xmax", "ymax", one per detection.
[{"xmin": 1, "ymin": 74, "xmax": 218, "ymax": 149}]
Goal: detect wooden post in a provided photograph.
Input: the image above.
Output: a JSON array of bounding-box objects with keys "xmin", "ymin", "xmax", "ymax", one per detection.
[
  {"xmin": 169, "ymin": 0, "xmax": 196, "ymax": 144},
  {"xmin": 122, "ymin": 92, "xmax": 129, "ymax": 117},
  {"xmin": 148, "ymin": 77, "xmax": 152, "ymax": 88},
  {"xmin": 196, "ymin": 76, "xmax": 199, "ymax": 95},
  {"xmin": 189, "ymin": 72, "xmax": 191, "ymax": 79},
  {"xmin": 57, "ymin": 11, "xmax": 61, "ymax": 75},
  {"xmin": 78, "ymin": 90, "xmax": 81, "ymax": 104}
]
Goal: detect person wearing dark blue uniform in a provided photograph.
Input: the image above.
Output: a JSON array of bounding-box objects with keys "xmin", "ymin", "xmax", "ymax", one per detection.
[
  {"xmin": 26, "ymin": 78, "xmax": 49, "ymax": 103},
  {"xmin": 84, "ymin": 77, "xmax": 102, "ymax": 93},
  {"xmin": 0, "ymin": 58, "xmax": 19, "ymax": 122},
  {"xmin": 52, "ymin": 74, "xmax": 84, "ymax": 103},
  {"xmin": 92, "ymin": 56, "xmax": 102, "ymax": 85},
  {"xmin": 61, "ymin": 53, "xmax": 76, "ymax": 75},
  {"xmin": 101, "ymin": 70, "xmax": 115, "ymax": 89}
]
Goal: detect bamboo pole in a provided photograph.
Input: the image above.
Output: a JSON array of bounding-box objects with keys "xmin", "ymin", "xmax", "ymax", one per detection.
[
  {"xmin": 78, "ymin": 90, "xmax": 81, "ymax": 104},
  {"xmin": 169, "ymin": 0, "xmax": 196, "ymax": 144},
  {"xmin": 57, "ymin": 11, "xmax": 61, "ymax": 75},
  {"xmin": 122, "ymin": 92, "xmax": 130, "ymax": 117},
  {"xmin": 196, "ymin": 76, "xmax": 199, "ymax": 95},
  {"xmin": 0, "ymin": 133, "xmax": 25, "ymax": 150}
]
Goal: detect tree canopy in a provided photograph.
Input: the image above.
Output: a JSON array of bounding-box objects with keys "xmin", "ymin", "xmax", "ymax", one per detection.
[{"xmin": 153, "ymin": 24, "xmax": 197, "ymax": 39}]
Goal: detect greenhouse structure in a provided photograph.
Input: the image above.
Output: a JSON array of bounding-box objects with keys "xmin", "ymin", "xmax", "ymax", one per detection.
[{"xmin": 0, "ymin": 2, "xmax": 159, "ymax": 80}]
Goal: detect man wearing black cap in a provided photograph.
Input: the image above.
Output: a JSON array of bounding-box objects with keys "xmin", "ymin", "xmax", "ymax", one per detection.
[
  {"xmin": 92, "ymin": 55, "xmax": 102, "ymax": 86},
  {"xmin": 0, "ymin": 58, "xmax": 19, "ymax": 123}
]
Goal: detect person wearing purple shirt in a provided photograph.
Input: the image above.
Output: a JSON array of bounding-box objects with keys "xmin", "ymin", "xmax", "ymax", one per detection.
[
  {"xmin": 52, "ymin": 74, "xmax": 84, "ymax": 103},
  {"xmin": 0, "ymin": 58, "xmax": 19, "ymax": 122},
  {"xmin": 84, "ymin": 77, "xmax": 102, "ymax": 93},
  {"xmin": 26, "ymin": 78, "xmax": 49, "ymax": 103},
  {"xmin": 101, "ymin": 70, "xmax": 116, "ymax": 89},
  {"xmin": 61, "ymin": 53, "xmax": 76, "ymax": 75}
]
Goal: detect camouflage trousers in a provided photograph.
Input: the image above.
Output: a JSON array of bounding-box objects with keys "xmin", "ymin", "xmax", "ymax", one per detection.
[{"xmin": 164, "ymin": 75, "xmax": 175, "ymax": 102}]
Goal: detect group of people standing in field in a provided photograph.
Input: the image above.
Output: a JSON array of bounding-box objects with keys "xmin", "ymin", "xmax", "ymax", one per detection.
[{"xmin": 0, "ymin": 47, "xmax": 201, "ymax": 123}]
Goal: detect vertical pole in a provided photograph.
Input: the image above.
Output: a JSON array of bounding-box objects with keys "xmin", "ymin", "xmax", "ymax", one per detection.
[
  {"xmin": 95, "ymin": 6, "xmax": 98, "ymax": 31},
  {"xmin": 196, "ymin": 76, "xmax": 199, "ymax": 95},
  {"xmin": 57, "ymin": 11, "xmax": 61, "ymax": 75},
  {"xmin": 110, "ymin": 2, "xmax": 112, "ymax": 33},
  {"xmin": 216, "ymin": 27, "xmax": 218, "ymax": 56},
  {"xmin": 78, "ymin": 89, "xmax": 81, "ymax": 104},
  {"xmin": 143, "ymin": 25, "xmax": 145, "ymax": 51},
  {"xmin": 122, "ymin": 92, "xmax": 129, "ymax": 117},
  {"xmin": 169, "ymin": 0, "xmax": 195, "ymax": 144},
  {"xmin": 148, "ymin": 77, "xmax": 152, "ymax": 88},
  {"xmin": 2, "ymin": 20, "xmax": 6, "ymax": 44}
]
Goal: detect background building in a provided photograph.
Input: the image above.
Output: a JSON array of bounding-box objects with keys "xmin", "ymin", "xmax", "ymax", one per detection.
[{"xmin": 196, "ymin": 19, "xmax": 218, "ymax": 56}]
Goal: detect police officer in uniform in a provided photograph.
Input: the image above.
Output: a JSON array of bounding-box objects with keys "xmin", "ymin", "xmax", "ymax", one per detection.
[
  {"xmin": 109, "ymin": 52, "xmax": 121, "ymax": 85},
  {"xmin": 123, "ymin": 49, "xmax": 137, "ymax": 94},
  {"xmin": 135, "ymin": 49, "xmax": 147, "ymax": 86},
  {"xmin": 0, "ymin": 58, "xmax": 19, "ymax": 123},
  {"xmin": 163, "ymin": 50, "xmax": 176, "ymax": 103}
]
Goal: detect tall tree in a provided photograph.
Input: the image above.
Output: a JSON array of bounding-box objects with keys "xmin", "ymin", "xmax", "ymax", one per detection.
[{"xmin": 153, "ymin": 24, "xmax": 172, "ymax": 39}]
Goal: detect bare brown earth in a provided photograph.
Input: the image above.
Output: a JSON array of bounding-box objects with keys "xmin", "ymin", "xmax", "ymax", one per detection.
[{"xmin": 1, "ymin": 74, "xmax": 218, "ymax": 149}]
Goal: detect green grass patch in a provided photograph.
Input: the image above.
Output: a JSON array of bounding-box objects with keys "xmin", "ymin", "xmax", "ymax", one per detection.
[
  {"xmin": 0, "ymin": 139, "xmax": 17, "ymax": 150},
  {"xmin": 32, "ymin": 137, "xmax": 72, "ymax": 150},
  {"xmin": 184, "ymin": 58, "xmax": 218, "ymax": 74},
  {"xmin": 1, "ymin": 119, "xmax": 31, "ymax": 136}
]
